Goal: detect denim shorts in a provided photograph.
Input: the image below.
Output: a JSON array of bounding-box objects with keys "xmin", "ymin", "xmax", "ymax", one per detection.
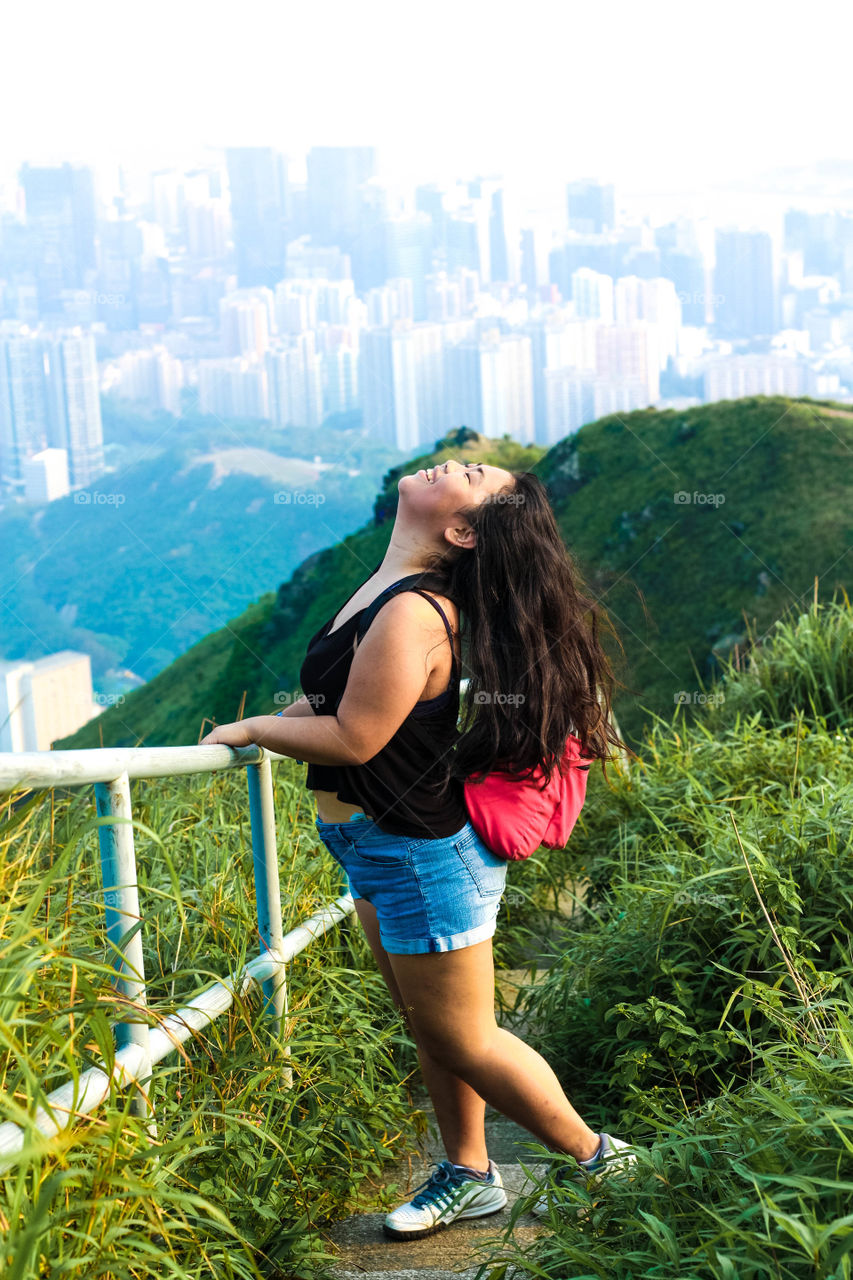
[{"xmin": 314, "ymin": 813, "xmax": 508, "ymax": 954}]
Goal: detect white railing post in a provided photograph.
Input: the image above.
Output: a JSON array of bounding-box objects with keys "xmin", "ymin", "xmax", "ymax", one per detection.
[
  {"xmin": 245, "ymin": 754, "xmax": 291, "ymax": 1086},
  {"xmin": 94, "ymin": 771, "xmax": 156, "ymax": 1132}
]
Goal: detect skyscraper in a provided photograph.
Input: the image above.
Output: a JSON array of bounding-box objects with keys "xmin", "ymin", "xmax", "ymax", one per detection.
[
  {"xmin": 45, "ymin": 330, "xmax": 105, "ymax": 487},
  {"xmin": 384, "ymin": 214, "xmax": 433, "ymax": 320},
  {"xmin": 306, "ymin": 146, "xmax": 377, "ymax": 249},
  {"xmin": 225, "ymin": 147, "xmax": 289, "ymax": 287},
  {"xmin": 566, "ymin": 180, "xmax": 616, "ymax": 234},
  {"xmin": 445, "ymin": 329, "xmax": 534, "ymax": 443},
  {"xmin": 19, "ymin": 163, "xmax": 97, "ymax": 314},
  {"xmin": 713, "ymin": 228, "xmax": 776, "ymax": 339}
]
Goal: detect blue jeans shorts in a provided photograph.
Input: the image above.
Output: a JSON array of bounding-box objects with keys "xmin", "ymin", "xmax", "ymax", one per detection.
[{"xmin": 314, "ymin": 813, "xmax": 508, "ymax": 954}]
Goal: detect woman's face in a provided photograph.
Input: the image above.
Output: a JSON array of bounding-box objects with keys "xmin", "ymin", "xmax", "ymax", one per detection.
[{"xmin": 398, "ymin": 459, "xmax": 515, "ymax": 522}]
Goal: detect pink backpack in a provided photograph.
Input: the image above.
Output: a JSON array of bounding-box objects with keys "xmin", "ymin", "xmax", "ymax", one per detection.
[
  {"xmin": 353, "ymin": 577, "xmax": 592, "ymax": 859},
  {"xmin": 464, "ymin": 733, "xmax": 592, "ymax": 860}
]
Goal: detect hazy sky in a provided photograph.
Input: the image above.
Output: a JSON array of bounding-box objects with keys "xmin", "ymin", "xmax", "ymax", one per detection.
[{"xmin": 2, "ymin": 0, "xmax": 850, "ymax": 198}]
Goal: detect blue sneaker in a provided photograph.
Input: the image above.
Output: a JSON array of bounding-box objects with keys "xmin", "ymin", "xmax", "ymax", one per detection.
[
  {"xmin": 383, "ymin": 1159, "xmax": 507, "ymax": 1240},
  {"xmin": 530, "ymin": 1133, "xmax": 636, "ymax": 1217}
]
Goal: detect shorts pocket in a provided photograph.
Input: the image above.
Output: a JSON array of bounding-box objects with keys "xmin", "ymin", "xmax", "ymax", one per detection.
[
  {"xmin": 346, "ymin": 838, "xmax": 411, "ymax": 868},
  {"xmin": 454, "ymin": 833, "xmax": 507, "ymax": 899}
]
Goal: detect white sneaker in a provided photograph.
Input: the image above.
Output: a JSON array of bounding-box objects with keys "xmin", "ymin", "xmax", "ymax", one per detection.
[
  {"xmin": 530, "ymin": 1134, "xmax": 636, "ymax": 1217},
  {"xmin": 383, "ymin": 1158, "xmax": 507, "ymax": 1240}
]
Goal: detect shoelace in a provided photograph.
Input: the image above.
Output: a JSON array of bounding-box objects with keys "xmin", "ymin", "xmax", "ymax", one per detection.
[{"xmin": 410, "ymin": 1160, "xmax": 477, "ymax": 1208}]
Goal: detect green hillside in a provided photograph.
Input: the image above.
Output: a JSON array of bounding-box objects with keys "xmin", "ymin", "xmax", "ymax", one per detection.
[{"xmin": 56, "ymin": 396, "xmax": 853, "ymax": 753}]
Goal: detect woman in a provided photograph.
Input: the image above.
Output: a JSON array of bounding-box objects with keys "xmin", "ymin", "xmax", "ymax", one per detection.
[{"xmin": 202, "ymin": 458, "xmax": 635, "ymax": 1237}]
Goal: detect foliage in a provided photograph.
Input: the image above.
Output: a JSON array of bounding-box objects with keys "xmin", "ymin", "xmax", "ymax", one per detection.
[
  {"xmin": 0, "ymin": 762, "xmax": 432, "ymax": 1278},
  {"xmin": 469, "ymin": 595, "xmax": 853, "ymax": 1280}
]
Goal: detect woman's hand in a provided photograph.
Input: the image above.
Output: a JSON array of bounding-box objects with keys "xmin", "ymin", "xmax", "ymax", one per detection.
[{"xmin": 199, "ymin": 721, "xmax": 254, "ymax": 748}]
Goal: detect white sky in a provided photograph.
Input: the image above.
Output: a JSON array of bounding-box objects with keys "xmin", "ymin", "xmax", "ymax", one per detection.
[{"xmin": 1, "ymin": 0, "xmax": 850, "ymax": 200}]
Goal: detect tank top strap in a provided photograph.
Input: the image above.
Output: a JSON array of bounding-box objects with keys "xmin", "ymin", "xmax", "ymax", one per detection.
[
  {"xmin": 355, "ymin": 578, "xmax": 460, "ymax": 678},
  {"xmin": 407, "ymin": 589, "xmax": 460, "ymax": 679}
]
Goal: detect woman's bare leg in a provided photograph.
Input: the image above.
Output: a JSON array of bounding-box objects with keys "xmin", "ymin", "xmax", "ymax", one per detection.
[
  {"xmin": 352, "ymin": 899, "xmax": 598, "ymax": 1165},
  {"xmin": 353, "ymin": 897, "xmax": 489, "ymax": 1169},
  {"xmin": 386, "ymin": 938, "xmax": 600, "ymax": 1162}
]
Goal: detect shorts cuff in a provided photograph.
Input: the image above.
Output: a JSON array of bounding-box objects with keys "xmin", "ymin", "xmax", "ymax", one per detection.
[{"xmin": 379, "ymin": 914, "xmax": 499, "ymax": 955}]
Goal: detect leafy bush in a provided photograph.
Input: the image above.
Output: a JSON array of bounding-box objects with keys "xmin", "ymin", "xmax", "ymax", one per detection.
[{"xmin": 473, "ymin": 597, "xmax": 853, "ymax": 1280}]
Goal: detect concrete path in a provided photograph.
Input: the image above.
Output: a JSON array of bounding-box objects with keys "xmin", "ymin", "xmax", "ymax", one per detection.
[{"xmin": 317, "ymin": 967, "xmax": 559, "ymax": 1280}]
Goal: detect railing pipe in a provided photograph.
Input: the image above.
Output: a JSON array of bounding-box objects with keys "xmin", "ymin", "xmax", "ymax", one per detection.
[
  {"xmin": 246, "ymin": 756, "xmax": 291, "ymax": 1084},
  {"xmin": 93, "ymin": 771, "xmax": 155, "ymax": 1132},
  {"xmin": 0, "ymin": 952, "xmax": 282, "ymax": 1168}
]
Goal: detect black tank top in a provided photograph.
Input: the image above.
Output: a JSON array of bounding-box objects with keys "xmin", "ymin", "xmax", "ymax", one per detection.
[{"xmin": 299, "ymin": 567, "xmax": 468, "ymax": 838}]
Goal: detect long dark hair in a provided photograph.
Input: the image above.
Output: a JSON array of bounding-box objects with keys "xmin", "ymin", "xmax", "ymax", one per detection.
[{"xmin": 409, "ymin": 471, "xmax": 634, "ymax": 790}]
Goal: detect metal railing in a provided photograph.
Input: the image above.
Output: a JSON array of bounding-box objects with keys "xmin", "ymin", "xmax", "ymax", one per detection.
[{"xmin": 0, "ymin": 743, "xmax": 356, "ymax": 1166}]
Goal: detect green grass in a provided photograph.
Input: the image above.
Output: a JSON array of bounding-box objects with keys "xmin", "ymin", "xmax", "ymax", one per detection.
[
  {"xmin": 471, "ymin": 594, "xmax": 853, "ymax": 1280},
  {"xmin": 4, "ymin": 582, "xmax": 853, "ymax": 1277},
  {"xmin": 0, "ymin": 743, "xmax": 569, "ymax": 1277}
]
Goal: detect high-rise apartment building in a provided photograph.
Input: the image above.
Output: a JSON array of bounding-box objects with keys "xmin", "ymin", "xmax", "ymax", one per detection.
[
  {"xmin": 361, "ymin": 322, "xmax": 445, "ymax": 451},
  {"xmin": 523, "ymin": 311, "xmax": 599, "ymax": 443},
  {"xmin": 219, "ymin": 288, "xmax": 275, "ymax": 359},
  {"xmin": 566, "ymin": 180, "xmax": 615, "ymax": 234},
  {"xmin": 703, "ymin": 354, "xmax": 808, "ymax": 400},
  {"xmin": 0, "ymin": 326, "xmax": 103, "ymax": 488},
  {"xmin": 265, "ymin": 334, "xmax": 324, "ymax": 428},
  {"xmin": 713, "ymin": 228, "xmax": 776, "ymax": 338},
  {"xmin": 22, "ymin": 447, "xmax": 69, "ymax": 503},
  {"xmin": 614, "ymin": 276, "xmax": 682, "ymax": 369},
  {"xmin": 571, "ymin": 267, "xmax": 615, "ymax": 322},
  {"xmin": 0, "ymin": 650, "xmax": 96, "ymax": 751},
  {"xmin": 0, "ymin": 328, "xmax": 50, "ymax": 484},
  {"xmin": 595, "ymin": 323, "xmax": 660, "ymax": 402},
  {"xmin": 45, "ymin": 330, "xmax": 105, "ymax": 486},
  {"xmin": 445, "ymin": 329, "xmax": 534, "ymax": 443},
  {"xmin": 225, "ymin": 147, "xmax": 289, "ymax": 287},
  {"xmin": 198, "ymin": 357, "xmax": 269, "ymax": 421},
  {"xmin": 545, "ymin": 369, "xmax": 650, "ymax": 443},
  {"xmin": 115, "ymin": 346, "xmax": 185, "ymax": 415},
  {"xmin": 19, "ymin": 163, "xmax": 97, "ymax": 314}
]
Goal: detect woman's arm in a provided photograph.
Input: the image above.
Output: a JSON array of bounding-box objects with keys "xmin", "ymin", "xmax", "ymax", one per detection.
[
  {"xmin": 199, "ymin": 594, "xmax": 448, "ymax": 763},
  {"xmin": 272, "ymin": 694, "xmax": 321, "ymax": 718}
]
